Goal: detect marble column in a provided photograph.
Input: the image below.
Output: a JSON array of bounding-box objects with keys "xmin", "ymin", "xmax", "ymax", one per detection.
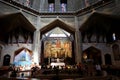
[{"xmin": 74, "ymin": 16, "xmax": 82, "ymax": 64}]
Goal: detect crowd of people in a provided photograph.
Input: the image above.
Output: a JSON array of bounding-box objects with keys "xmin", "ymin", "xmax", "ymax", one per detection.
[
  {"xmin": 8, "ymin": 62, "xmax": 112, "ymax": 78},
  {"xmin": 8, "ymin": 63, "xmax": 40, "ymax": 77}
]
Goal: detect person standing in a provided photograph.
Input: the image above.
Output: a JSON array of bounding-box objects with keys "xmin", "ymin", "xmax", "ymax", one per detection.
[{"xmin": 95, "ymin": 63, "xmax": 101, "ymax": 76}]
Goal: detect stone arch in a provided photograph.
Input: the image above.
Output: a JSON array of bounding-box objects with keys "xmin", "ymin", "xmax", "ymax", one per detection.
[
  {"xmin": 14, "ymin": 47, "xmax": 33, "ymax": 66},
  {"xmin": 3, "ymin": 54, "xmax": 11, "ymax": 66},
  {"xmin": 83, "ymin": 46, "xmax": 102, "ymax": 64},
  {"xmin": 105, "ymin": 54, "xmax": 112, "ymax": 65},
  {"xmin": 40, "ymin": 19, "xmax": 76, "ymax": 64},
  {"xmin": 112, "ymin": 44, "xmax": 120, "ymax": 60}
]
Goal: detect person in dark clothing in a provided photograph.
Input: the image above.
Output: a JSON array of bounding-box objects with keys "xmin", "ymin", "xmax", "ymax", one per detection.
[
  {"xmin": 31, "ymin": 65, "xmax": 39, "ymax": 76},
  {"xmin": 31, "ymin": 67, "xmax": 36, "ymax": 76},
  {"xmin": 10, "ymin": 70, "xmax": 17, "ymax": 77},
  {"xmin": 21, "ymin": 73, "xmax": 24, "ymax": 77}
]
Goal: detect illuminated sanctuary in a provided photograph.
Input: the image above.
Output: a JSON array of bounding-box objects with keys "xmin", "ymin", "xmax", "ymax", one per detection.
[{"xmin": 0, "ymin": 0, "xmax": 120, "ymax": 69}]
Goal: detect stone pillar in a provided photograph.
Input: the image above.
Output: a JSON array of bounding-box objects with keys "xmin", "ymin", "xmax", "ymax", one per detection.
[
  {"xmin": 32, "ymin": 16, "xmax": 41, "ymax": 65},
  {"xmin": 74, "ymin": 16, "xmax": 82, "ymax": 64},
  {"xmin": 0, "ymin": 45, "xmax": 4, "ymax": 67},
  {"xmin": 110, "ymin": 47, "xmax": 115, "ymax": 65}
]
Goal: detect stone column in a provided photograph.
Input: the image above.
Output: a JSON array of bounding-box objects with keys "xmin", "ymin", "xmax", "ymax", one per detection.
[
  {"xmin": 32, "ymin": 16, "xmax": 41, "ymax": 65},
  {"xmin": 0, "ymin": 45, "xmax": 4, "ymax": 67},
  {"xmin": 74, "ymin": 16, "xmax": 82, "ymax": 64},
  {"xmin": 110, "ymin": 46, "xmax": 115, "ymax": 65},
  {"xmin": 101, "ymin": 52, "xmax": 107, "ymax": 76},
  {"xmin": 101, "ymin": 51, "xmax": 105, "ymax": 65}
]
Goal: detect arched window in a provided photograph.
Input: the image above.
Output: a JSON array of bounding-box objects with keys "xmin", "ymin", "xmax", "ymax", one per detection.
[{"xmin": 3, "ymin": 54, "xmax": 11, "ymax": 66}]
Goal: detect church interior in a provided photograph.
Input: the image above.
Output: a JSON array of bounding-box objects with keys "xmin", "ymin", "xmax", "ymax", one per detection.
[{"xmin": 0, "ymin": 0, "xmax": 120, "ymax": 79}]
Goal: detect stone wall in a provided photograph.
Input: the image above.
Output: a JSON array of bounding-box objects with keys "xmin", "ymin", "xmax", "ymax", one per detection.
[
  {"xmin": 38, "ymin": 0, "xmax": 85, "ymax": 12},
  {"xmin": 77, "ymin": 0, "xmax": 120, "ymax": 65},
  {"xmin": 0, "ymin": 0, "xmax": 120, "ymax": 67},
  {"xmin": 0, "ymin": 1, "xmax": 19, "ymax": 14},
  {"xmin": 40, "ymin": 17, "xmax": 75, "ymax": 29},
  {"xmin": 0, "ymin": 44, "xmax": 32, "ymax": 66}
]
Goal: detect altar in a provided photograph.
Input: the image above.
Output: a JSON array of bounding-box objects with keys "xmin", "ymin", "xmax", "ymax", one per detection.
[
  {"xmin": 50, "ymin": 58, "xmax": 65, "ymax": 68},
  {"xmin": 51, "ymin": 62, "xmax": 65, "ymax": 67}
]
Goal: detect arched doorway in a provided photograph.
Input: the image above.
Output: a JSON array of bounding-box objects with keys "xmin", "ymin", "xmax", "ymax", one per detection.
[
  {"xmin": 82, "ymin": 46, "xmax": 102, "ymax": 64},
  {"xmin": 105, "ymin": 54, "xmax": 112, "ymax": 65},
  {"xmin": 112, "ymin": 44, "xmax": 120, "ymax": 60},
  {"xmin": 40, "ymin": 19, "xmax": 75, "ymax": 65},
  {"xmin": 3, "ymin": 54, "xmax": 11, "ymax": 66}
]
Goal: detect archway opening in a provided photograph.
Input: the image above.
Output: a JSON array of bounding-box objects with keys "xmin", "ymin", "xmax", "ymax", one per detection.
[
  {"xmin": 82, "ymin": 46, "xmax": 102, "ymax": 65},
  {"xmin": 3, "ymin": 54, "xmax": 11, "ymax": 66},
  {"xmin": 13, "ymin": 47, "xmax": 33, "ymax": 68},
  {"xmin": 112, "ymin": 44, "xmax": 120, "ymax": 60},
  {"xmin": 105, "ymin": 54, "xmax": 112, "ymax": 65},
  {"xmin": 40, "ymin": 19, "xmax": 75, "ymax": 66}
]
